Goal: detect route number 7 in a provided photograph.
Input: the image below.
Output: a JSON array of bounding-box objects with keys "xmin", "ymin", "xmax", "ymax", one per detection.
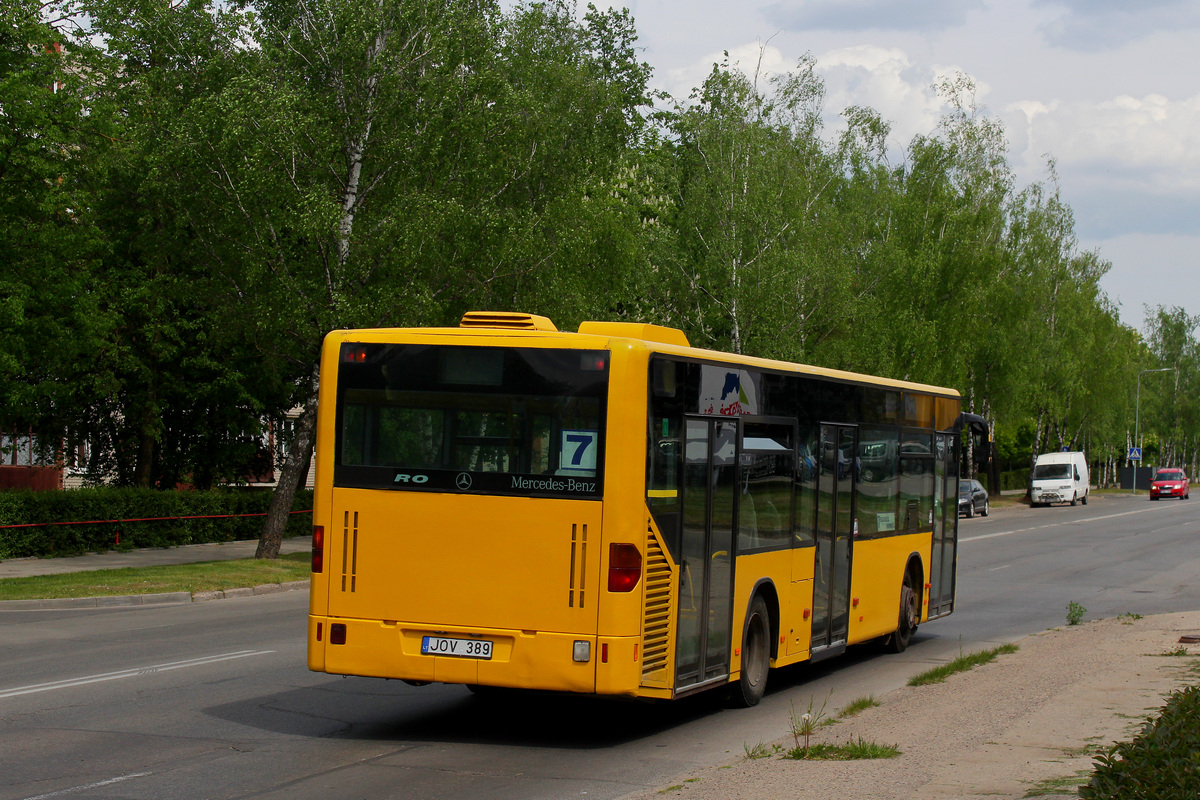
[{"xmin": 561, "ymin": 430, "xmax": 598, "ymax": 470}]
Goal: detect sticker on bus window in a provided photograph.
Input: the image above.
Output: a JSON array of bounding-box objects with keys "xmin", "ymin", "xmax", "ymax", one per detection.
[{"xmin": 559, "ymin": 430, "xmax": 598, "ymax": 475}]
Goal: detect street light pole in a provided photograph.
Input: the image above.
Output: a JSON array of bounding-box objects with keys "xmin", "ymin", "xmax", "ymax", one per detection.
[{"xmin": 1135, "ymin": 368, "xmax": 1175, "ymax": 487}]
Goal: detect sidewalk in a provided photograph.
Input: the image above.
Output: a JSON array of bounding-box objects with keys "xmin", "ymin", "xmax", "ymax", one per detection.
[
  {"xmin": 0, "ymin": 537, "xmax": 310, "ymax": 609},
  {"xmin": 622, "ymin": 610, "xmax": 1200, "ymax": 800}
]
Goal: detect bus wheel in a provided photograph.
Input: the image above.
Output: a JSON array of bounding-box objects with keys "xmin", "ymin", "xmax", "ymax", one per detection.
[
  {"xmin": 730, "ymin": 595, "xmax": 770, "ymax": 707},
  {"xmin": 884, "ymin": 574, "xmax": 918, "ymax": 654}
]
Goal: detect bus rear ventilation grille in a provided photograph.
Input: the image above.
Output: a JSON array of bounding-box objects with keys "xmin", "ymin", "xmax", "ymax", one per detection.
[
  {"xmin": 641, "ymin": 527, "xmax": 673, "ymax": 678},
  {"xmin": 459, "ymin": 311, "xmax": 558, "ymax": 332}
]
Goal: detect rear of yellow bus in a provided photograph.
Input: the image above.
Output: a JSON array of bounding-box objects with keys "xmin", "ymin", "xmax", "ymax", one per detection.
[{"xmin": 306, "ymin": 324, "xmax": 648, "ymax": 696}]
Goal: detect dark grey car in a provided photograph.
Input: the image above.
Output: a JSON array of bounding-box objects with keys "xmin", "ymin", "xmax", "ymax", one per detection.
[{"xmin": 958, "ymin": 479, "xmax": 989, "ymax": 517}]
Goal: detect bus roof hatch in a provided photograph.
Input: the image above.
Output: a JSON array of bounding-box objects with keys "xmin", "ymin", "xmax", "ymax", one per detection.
[{"xmin": 459, "ymin": 311, "xmax": 559, "ymax": 332}]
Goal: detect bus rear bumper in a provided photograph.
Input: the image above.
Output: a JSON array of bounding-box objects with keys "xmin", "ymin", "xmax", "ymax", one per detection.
[{"xmin": 309, "ymin": 616, "xmax": 645, "ymax": 695}]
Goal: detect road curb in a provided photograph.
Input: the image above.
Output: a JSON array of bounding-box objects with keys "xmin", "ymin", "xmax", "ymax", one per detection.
[{"xmin": 0, "ymin": 581, "xmax": 309, "ymax": 610}]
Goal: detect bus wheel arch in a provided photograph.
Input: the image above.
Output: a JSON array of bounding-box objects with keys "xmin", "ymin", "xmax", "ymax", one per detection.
[{"xmin": 730, "ymin": 583, "xmax": 777, "ymax": 708}]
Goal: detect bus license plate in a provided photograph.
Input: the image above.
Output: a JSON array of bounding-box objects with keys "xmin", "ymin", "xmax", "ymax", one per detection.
[{"xmin": 421, "ymin": 636, "xmax": 493, "ymax": 659}]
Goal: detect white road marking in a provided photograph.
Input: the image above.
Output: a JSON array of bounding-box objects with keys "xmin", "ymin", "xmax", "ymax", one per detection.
[
  {"xmin": 989, "ymin": 565, "xmax": 1011, "ymax": 571},
  {"xmin": 0, "ymin": 650, "xmax": 274, "ymax": 699},
  {"xmin": 961, "ymin": 506, "xmax": 1167, "ymax": 543},
  {"xmin": 20, "ymin": 771, "xmax": 152, "ymax": 800}
]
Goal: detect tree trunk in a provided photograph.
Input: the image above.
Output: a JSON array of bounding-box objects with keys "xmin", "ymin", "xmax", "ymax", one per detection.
[
  {"xmin": 988, "ymin": 418, "xmax": 1001, "ymax": 495},
  {"xmin": 257, "ymin": 370, "xmax": 319, "ymax": 559},
  {"xmin": 133, "ymin": 399, "xmax": 158, "ymax": 488},
  {"xmin": 1027, "ymin": 409, "xmax": 1046, "ymax": 500}
]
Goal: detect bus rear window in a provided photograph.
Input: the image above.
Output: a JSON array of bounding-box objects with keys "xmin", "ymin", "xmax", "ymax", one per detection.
[{"xmin": 334, "ymin": 344, "xmax": 607, "ymax": 498}]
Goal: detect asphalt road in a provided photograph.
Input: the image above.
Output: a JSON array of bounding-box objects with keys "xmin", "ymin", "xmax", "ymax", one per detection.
[{"xmin": 1, "ymin": 494, "xmax": 1197, "ymax": 800}]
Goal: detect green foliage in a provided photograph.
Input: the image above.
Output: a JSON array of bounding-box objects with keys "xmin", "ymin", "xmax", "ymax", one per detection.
[
  {"xmin": 3, "ymin": 0, "xmax": 1200, "ymax": 512},
  {"xmin": 1067, "ymin": 601, "xmax": 1088, "ymax": 626},
  {"xmin": 907, "ymin": 643, "xmax": 1019, "ymax": 686},
  {"xmin": 1081, "ymin": 684, "xmax": 1200, "ymax": 800},
  {"xmin": 0, "ymin": 488, "xmax": 313, "ymax": 559}
]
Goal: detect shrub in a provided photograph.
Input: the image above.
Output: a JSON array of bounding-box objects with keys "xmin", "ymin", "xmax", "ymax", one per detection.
[
  {"xmin": 0, "ymin": 488, "xmax": 313, "ymax": 559},
  {"xmin": 1081, "ymin": 684, "xmax": 1200, "ymax": 799}
]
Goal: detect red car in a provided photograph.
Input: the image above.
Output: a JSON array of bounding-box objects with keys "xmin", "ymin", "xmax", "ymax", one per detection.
[{"xmin": 1150, "ymin": 468, "xmax": 1190, "ymax": 500}]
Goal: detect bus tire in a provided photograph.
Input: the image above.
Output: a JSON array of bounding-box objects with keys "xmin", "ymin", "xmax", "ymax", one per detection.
[
  {"xmin": 884, "ymin": 573, "xmax": 918, "ymax": 654},
  {"xmin": 730, "ymin": 595, "xmax": 770, "ymax": 708}
]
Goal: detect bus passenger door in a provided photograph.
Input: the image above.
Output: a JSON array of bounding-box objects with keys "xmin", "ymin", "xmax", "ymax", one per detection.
[
  {"xmin": 675, "ymin": 417, "xmax": 737, "ymax": 692},
  {"xmin": 811, "ymin": 424, "xmax": 856, "ymax": 657},
  {"xmin": 928, "ymin": 432, "xmax": 957, "ymax": 618}
]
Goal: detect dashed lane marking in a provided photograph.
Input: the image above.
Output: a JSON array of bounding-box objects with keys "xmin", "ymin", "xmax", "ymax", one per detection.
[
  {"xmin": 0, "ymin": 650, "xmax": 274, "ymax": 699},
  {"xmin": 961, "ymin": 506, "xmax": 1167, "ymax": 543},
  {"xmin": 19, "ymin": 771, "xmax": 152, "ymax": 800}
]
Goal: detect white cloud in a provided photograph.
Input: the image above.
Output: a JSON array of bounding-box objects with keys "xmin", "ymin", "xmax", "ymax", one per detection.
[
  {"xmin": 815, "ymin": 46, "xmax": 940, "ymax": 143},
  {"xmin": 815, "ymin": 45, "xmax": 1000, "ymax": 153},
  {"xmin": 662, "ymin": 42, "xmax": 794, "ymax": 101},
  {"xmin": 1009, "ymin": 92, "xmax": 1200, "ymax": 202}
]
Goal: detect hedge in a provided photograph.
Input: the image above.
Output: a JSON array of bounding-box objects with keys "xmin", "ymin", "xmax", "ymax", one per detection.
[
  {"xmin": 1081, "ymin": 683, "xmax": 1200, "ymax": 799},
  {"xmin": 0, "ymin": 487, "xmax": 313, "ymax": 559}
]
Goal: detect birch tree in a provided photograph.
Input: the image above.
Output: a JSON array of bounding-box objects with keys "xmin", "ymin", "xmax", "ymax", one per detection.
[{"xmin": 82, "ymin": 0, "xmax": 651, "ymax": 555}]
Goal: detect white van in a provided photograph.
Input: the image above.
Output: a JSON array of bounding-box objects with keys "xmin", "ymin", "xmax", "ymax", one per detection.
[{"xmin": 1031, "ymin": 451, "xmax": 1090, "ymax": 507}]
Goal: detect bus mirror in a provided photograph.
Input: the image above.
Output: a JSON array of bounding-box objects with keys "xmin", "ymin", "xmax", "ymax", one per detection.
[{"xmin": 975, "ymin": 439, "xmax": 991, "ymax": 465}]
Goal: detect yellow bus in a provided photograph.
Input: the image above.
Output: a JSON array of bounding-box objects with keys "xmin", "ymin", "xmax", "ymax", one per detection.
[{"xmin": 307, "ymin": 312, "xmax": 988, "ymax": 705}]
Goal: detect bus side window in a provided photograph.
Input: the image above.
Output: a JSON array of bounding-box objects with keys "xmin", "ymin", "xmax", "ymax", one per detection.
[
  {"xmin": 648, "ymin": 358, "xmax": 686, "ymax": 557},
  {"xmin": 739, "ymin": 422, "xmax": 794, "ymax": 551},
  {"xmin": 793, "ymin": 428, "xmax": 818, "ymax": 548}
]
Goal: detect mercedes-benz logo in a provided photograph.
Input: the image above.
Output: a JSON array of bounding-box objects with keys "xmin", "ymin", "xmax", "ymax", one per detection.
[{"xmin": 455, "ymin": 472, "xmax": 473, "ymax": 491}]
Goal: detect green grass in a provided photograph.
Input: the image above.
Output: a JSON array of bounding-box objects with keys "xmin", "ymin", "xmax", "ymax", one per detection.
[
  {"xmin": 907, "ymin": 643, "xmax": 1019, "ymax": 686},
  {"xmin": 837, "ymin": 694, "xmax": 880, "ymax": 718},
  {"xmin": 1154, "ymin": 645, "xmax": 1190, "ymax": 657},
  {"xmin": 1023, "ymin": 770, "xmax": 1090, "ymax": 797},
  {"xmin": 743, "ymin": 741, "xmax": 780, "ymax": 759},
  {"xmin": 0, "ymin": 553, "xmax": 311, "ymax": 600},
  {"xmin": 785, "ymin": 737, "xmax": 900, "ymax": 760}
]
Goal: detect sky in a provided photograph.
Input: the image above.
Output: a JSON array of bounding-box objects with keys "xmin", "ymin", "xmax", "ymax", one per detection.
[{"xmin": 588, "ymin": 0, "xmax": 1200, "ymax": 333}]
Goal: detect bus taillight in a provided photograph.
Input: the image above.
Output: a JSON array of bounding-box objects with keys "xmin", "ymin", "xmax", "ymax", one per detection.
[
  {"xmin": 607, "ymin": 543, "xmax": 641, "ymax": 592},
  {"xmin": 311, "ymin": 525, "xmax": 324, "ymax": 573}
]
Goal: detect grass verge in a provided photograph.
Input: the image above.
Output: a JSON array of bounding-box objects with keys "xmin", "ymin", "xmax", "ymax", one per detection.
[
  {"xmin": 785, "ymin": 737, "xmax": 900, "ymax": 760},
  {"xmin": 0, "ymin": 553, "xmax": 310, "ymax": 600},
  {"xmin": 907, "ymin": 643, "xmax": 1019, "ymax": 686}
]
